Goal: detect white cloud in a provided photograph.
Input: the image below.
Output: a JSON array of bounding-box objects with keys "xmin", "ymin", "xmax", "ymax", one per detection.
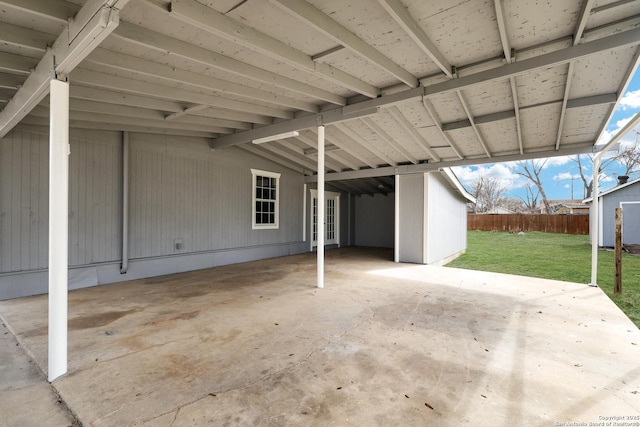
[
  {"xmin": 544, "ymin": 155, "xmax": 573, "ymax": 168},
  {"xmin": 597, "ymin": 115, "xmax": 639, "ymax": 146},
  {"xmin": 452, "ymin": 163, "xmax": 524, "ymax": 190},
  {"xmin": 620, "ymin": 89, "xmax": 640, "ymax": 109},
  {"xmin": 553, "ymin": 171, "xmax": 580, "ymax": 182}
]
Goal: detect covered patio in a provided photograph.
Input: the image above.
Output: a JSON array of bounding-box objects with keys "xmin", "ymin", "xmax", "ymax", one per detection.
[{"xmin": 1, "ymin": 248, "xmax": 639, "ymax": 425}]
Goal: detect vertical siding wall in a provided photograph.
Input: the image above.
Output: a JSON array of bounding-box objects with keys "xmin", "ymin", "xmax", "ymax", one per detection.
[
  {"xmin": 600, "ymin": 184, "xmax": 640, "ymax": 246},
  {"xmin": 0, "ymin": 128, "xmax": 122, "ymax": 274},
  {"xmin": 0, "ymin": 128, "xmax": 304, "ymax": 298},
  {"xmin": 355, "ymin": 193, "xmax": 394, "ymax": 248},
  {"xmin": 128, "ymin": 134, "xmax": 302, "ymax": 257},
  {"xmin": 425, "ymin": 173, "xmax": 467, "ymax": 265},
  {"xmin": 397, "ymin": 174, "xmax": 424, "ymax": 263}
]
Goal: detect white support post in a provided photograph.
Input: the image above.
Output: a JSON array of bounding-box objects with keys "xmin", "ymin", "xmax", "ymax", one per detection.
[
  {"xmin": 394, "ymin": 174, "xmax": 400, "ymax": 263},
  {"xmin": 317, "ymin": 125, "xmax": 325, "ymax": 289},
  {"xmin": 48, "ymin": 78, "xmax": 70, "ymax": 381},
  {"xmin": 589, "ymin": 155, "xmax": 601, "ymax": 287}
]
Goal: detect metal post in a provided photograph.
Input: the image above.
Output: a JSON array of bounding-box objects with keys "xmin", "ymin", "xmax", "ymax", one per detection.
[
  {"xmin": 317, "ymin": 125, "xmax": 325, "ymax": 289},
  {"xmin": 48, "ymin": 78, "xmax": 69, "ymax": 381}
]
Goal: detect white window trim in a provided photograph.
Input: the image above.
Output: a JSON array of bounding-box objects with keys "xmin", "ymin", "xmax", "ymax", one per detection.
[{"xmin": 251, "ymin": 169, "xmax": 281, "ymax": 230}]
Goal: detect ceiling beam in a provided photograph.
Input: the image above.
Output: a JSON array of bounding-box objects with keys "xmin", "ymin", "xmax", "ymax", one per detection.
[
  {"xmin": 0, "ymin": 74, "xmax": 25, "ymax": 90},
  {"xmin": 555, "ymin": 0, "xmax": 596, "ymax": 151},
  {"xmin": 112, "ymin": 22, "xmax": 345, "ymax": 106},
  {"xmin": 387, "ymin": 106, "xmax": 440, "ymax": 161},
  {"xmin": 169, "ymin": 0, "xmax": 378, "ymax": 99},
  {"xmin": 0, "ymin": 22, "xmax": 55, "ymax": 55},
  {"xmin": 304, "ymin": 144, "xmax": 596, "ymax": 183},
  {"xmin": 421, "ymin": 97, "xmax": 464, "ymax": 159},
  {"xmin": 271, "ymin": 0, "xmax": 418, "ymax": 88},
  {"xmin": 494, "ymin": 0, "xmax": 523, "ymax": 155},
  {"xmin": 29, "ymin": 106, "xmax": 232, "ymax": 134},
  {"xmin": 378, "ymin": 0, "xmax": 452, "ymax": 78},
  {"xmin": 238, "ymin": 145, "xmax": 307, "ymax": 174},
  {"xmin": 360, "ymin": 117, "xmax": 419, "ymax": 164},
  {"xmin": 41, "ymin": 98, "xmax": 252, "ymax": 130},
  {"xmin": 0, "ymin": 0, "xmax": 130, "ymax": 138},
  {"xmin": 321, "ymin": 128, "xmax": 378, "ymax": 169},
  {"xmin": 456, "ymin": 90, "xmax": 492, "ymax": 157},
  {"xmin": 340, "ymin": 27, "xmax": 640, "ymax": 115},
  {"xmin": 0, "ymin": 0, "xmax": 77, "ymax": 23},
  {"xmin": 211, "ymin": 105, "xmax": 378, "ymax": 149},
  {"xmin": 295, "ymin": 133, "xmax": 358, "ymax": 171},
  {"xmin": 440, "ymin": 92, "xmax": 618, "ymax": 132},
  {"xmin": 333, "ymin": 122, "xmax": 398, "ymax": 167},
  {"xmin": 575, "ymin": 0, "xmax": 597, "ymax": 43},
  {"xmin": 71, "ymin": 68, "xmax": 292, "ymax": 119},
  {"xmin": 257, "ymin": 143, "xmax": 319, "ymax": 172},
  {"xmin": 0, "ymin": 51, "xmax": 38, "ymax": 75},
  {"xmin": 21, "ymin": 116, "xmax": 215, "ymax": 138},
  {"xmin": 213, "ymin": 27, "xmax": 640, "ymax": 151},
  {"xmin": 85, "ymin": 48, "xmax": 319, "ymax": 113}
]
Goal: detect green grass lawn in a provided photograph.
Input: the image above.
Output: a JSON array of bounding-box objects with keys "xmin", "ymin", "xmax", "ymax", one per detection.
[{"xmin": 446, "ymin": 231, "xmax": 640, "ymax": 328}]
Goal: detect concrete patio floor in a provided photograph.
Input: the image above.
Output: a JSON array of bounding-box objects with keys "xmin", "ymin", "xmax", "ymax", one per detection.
[{"xmin": 1, "ymin": 247, "xmax": 639, "ymax": 426}]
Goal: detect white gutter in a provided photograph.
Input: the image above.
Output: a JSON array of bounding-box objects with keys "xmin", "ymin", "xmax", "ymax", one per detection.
[{"xmin": 590, "ymin": 112, "xmax": 640, "ymax": 286}]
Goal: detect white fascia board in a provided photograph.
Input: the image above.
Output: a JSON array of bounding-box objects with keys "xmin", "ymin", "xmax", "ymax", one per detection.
[{"xmin": 439, "ymin": 167, "xmax": 476, "ymax": 203}]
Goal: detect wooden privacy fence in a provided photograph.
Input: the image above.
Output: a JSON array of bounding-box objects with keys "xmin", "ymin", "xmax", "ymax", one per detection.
[{"xmin": 468, "ymin": 214, "xmax": 590, "ymax": 235}]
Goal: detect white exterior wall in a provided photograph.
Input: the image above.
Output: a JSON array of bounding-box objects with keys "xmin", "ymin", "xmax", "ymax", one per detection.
[
  {"xmin": 425, "ymin": 173, "xmax": 468, "ymax": 265},
  {"xmin": 397, "ymin": 174, "xmax": 425, "ymax": 263},
  {"xmin": 0, "ymin": 127, "xmax": 305, "ymax": 299},
  {"xmin": 397, "ymin": 172, "xmax": 468, "ymax": 265}
]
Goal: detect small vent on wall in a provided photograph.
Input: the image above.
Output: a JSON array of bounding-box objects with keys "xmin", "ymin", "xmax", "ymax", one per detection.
[{"xmin": 174, "ymin": 238, "xmax": 183, "ymax": 252}]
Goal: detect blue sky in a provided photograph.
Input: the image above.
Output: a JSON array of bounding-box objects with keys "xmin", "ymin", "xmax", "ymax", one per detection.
[{"xmin": 452, "ymin": 69, "xmax": 640, "ymax": 202}]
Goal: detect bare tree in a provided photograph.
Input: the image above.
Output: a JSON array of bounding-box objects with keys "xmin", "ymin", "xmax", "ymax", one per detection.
[
  {"xmin": 571, "ymin": 141, "xmax": 639, "ymax": 198},
  {"xmin": 469, "ymin": 175, "xmax": 508, "ymax": 213},
  {"xmin": 520, "ymin": 183, "xmax": 539, "ymax": 213},
  {"xmin": 615, "ymin": 141, "xmax": 640, "ymax": 178},
  {"xmin": 516, "ymin": 160, "xmax": 551, "ymax": 213}
]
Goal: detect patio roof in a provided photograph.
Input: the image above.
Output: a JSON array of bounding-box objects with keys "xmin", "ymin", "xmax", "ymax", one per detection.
[{"xmin": 1, "ymin": 0, "xmax": 640, "ymax": 196}]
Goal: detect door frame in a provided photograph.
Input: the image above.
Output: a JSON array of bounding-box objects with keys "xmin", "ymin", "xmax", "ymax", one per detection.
[{"xmin": 310, "ymin": 189, "xmax": 340, "ymax": 249}]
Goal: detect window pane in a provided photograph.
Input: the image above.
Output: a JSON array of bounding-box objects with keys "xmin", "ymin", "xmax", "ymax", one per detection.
[
  {"xmin": 269, "ymin": 213, "xmax": 275, "ymax": 224},
  {"xmin": 268, "ymin": 201, "xmax": 275, "ymax": 213},
  {"xmin": 271, "ymin": 188, "xmax": 276, "ymax": 199},
  {"xmin": 256, "ymin": 213, "xmax": 262, "ymax": 223}
]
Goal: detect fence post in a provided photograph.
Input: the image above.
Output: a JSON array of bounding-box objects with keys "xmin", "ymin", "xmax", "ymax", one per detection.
[{"xmin": 614, "ymin": 207, "xmax": 622, "ymax": 295}]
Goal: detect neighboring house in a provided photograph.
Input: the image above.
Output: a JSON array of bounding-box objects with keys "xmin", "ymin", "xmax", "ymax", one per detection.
[
  {"xmin": 539, "ymin": 200, "xmax": 590, "ymax": 215},
  {"xmin": 483, "ymin": 206, "xmax": 516, "ymax": 214},
  {"xmin": 584, "ymin": 178, "xmax": 640, "ymax": 247}
]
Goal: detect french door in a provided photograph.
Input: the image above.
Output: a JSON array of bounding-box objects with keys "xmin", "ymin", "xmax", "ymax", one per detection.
[{"xmin": 311, "ymin": 190, "xmax": 340, "ymax": 247}]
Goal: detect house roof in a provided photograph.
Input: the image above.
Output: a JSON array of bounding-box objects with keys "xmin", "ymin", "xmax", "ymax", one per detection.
[
  {"xmin": 0, "ymin": 0, "xmax": 639, "ymax": 197},
  {"xmin": 583, "ymin": 177, "xmax": 640, "ymax": 202},
  {"xmin": 440, "ymin": 168, "xmax": 476, "ymax": 204}
]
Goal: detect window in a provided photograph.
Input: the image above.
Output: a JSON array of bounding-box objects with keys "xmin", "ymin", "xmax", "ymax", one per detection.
[{"xmin": 251, "ymin": 169, "xmax": 281, "ymax": 229}]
